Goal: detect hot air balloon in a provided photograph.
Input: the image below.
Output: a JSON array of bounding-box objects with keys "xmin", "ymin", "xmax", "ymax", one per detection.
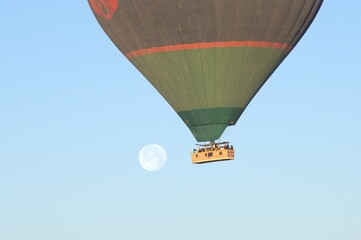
[{"xmin": 88, "ymin": 0, "xmax": 323, "ymax": 163}]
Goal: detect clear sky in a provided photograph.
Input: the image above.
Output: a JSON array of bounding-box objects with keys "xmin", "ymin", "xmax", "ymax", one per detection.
[{"xmin": 1, "ymin": 1, "xmax": 360, "ymax": 240}]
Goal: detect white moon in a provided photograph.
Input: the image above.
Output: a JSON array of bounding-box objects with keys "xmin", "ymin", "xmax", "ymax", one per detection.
[{"xmin": 139, "ymin": 144, "xmax": 167, "ymax": 171}]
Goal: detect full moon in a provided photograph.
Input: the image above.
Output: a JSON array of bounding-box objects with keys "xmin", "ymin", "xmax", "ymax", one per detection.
[{"xmin": 139, "ymin": 144, "xmax": 167, "ymax": 171}]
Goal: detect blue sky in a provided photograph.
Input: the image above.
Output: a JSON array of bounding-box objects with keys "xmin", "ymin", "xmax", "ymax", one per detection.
[{"xmin": 1, "ymin": 1, "xmax": 360, "ymax": 240}]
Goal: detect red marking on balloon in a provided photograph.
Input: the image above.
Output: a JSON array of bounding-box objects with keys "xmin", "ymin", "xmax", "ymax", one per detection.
[
  {"xmin": 126, "ymin": 41, "xmax": 291, "ymax": 59},
  {"xmin": 89, "ymin": 0, "xmax": 118, "ymax": 20}
]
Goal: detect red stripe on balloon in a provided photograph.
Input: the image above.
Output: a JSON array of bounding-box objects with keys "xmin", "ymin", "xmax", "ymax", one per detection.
[{"xmin": 125, "ymin": 41, "xmax": 291, "ymax": 59}]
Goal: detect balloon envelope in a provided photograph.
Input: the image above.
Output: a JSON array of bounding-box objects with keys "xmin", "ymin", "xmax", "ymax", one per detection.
[{"xmin": 89, "ymin": 0, "xmax": 323, "ymax": 142}]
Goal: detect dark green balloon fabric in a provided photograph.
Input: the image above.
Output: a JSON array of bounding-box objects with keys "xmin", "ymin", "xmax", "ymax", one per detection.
[{"xmin": 89, "ymin": 0, "xmax": 323, "ymax": 142}]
